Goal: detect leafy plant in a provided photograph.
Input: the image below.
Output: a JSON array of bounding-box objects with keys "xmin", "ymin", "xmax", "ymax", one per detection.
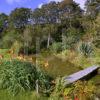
[
  {"xmin": 79, "ymin": 42, "xmax": 93, "ymax": 57},
  {"xmin": 11, "ymin": 41, "xmax": 22, "ymax": 55},
  {"xmin": 35, "ymin": 65, "xmax": 52, "ymax": 94},
  {"xmin": 63, "ymin": 81, "xmax": 96, "ymax": 100},
  {"xmin": 50, "ymin": 42, "xmax": 62, "ymax": 54},
  {"xmin": 0, "ymin": 60, "xmax": 50, "ymax": 96},
  {"xmin": 0, "ymin": 60, "xmax": 37, "ymax": 95},
  {"xmin": 50, "ymin": 77, "xmax": 64, "ymax": 100},
  {"xmin": 73, "ymin": 81, "xmax": 96, "ymax": 100}
]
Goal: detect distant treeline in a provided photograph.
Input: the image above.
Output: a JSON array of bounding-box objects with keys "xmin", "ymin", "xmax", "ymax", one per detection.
[{"xmin": 0, "ymin": 0, "xmax": 100, "ymax": 54}]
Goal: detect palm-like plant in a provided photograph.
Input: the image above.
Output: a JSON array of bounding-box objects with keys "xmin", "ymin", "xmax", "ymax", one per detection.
[{"xmin": 79, "ymin": 42, "xmax": 93, "ymax": 57}]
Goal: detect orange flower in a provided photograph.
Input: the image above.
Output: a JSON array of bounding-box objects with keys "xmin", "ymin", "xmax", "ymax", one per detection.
[
  {"xmin": 44, "ymin": 61, "xmax": 49, "ymax": 68},
  {"xmin": 0, "ymin": 54, "xmax": 4, "ymax": 59},
  {"xmin": 74, "ymin": 96, "xmax": 79, "ymax": 100},
  {"xmin": 0, "ymin": 62, "xmax": 2, "ymax": 64},
  {"xmin": 51, "ymin": 80, "xmax": 56, "ymax": 84}
]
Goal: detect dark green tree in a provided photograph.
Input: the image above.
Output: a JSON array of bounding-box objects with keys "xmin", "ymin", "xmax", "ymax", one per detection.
[
  {"xmin": 9, "ymin": 8, "xmax": 32, "ymax": 30},
  {"xmin": 85, "ymin": 0, "xmax": 100, "ymax": 17},
  {"xmin": 0, "ymin": 13, "xmax": 8, "ymax": 33}
]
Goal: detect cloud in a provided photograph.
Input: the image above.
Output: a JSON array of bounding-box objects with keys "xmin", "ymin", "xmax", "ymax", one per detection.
[
  {"xmin": 6, "ymin": 0, "xmax": 31, "ymax": 4},
  {"xmin": 38, "ymin": 3, "xmax": 43, "ymax": 8},
  {"xmin": 6, "ymin": 0, "xmax": 20, "ymax": 4},
  {"xmin": 73, "ymin": 0, "xmax": 86, "ymax": 9},
  {"xmin": 48, "ymin": 0, "xmax": 62, "ymax": 3}
]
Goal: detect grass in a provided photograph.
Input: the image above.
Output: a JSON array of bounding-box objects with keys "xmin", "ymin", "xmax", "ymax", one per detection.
[
  {"xmin": 0, "ymin": 49, "xmax": 11, "ymax": 59},
  {"xmin": 0, "ymin": 90, "xmax": 48, "ymax": 100},
  {"xmin": 91, "ymin": 75, "xmax": 100, "ymax": 98},
  {"xmin": 0, "ymin": 90, "xmax": 31, "ymax": 100},
  {"xmin": 0, "ymin": 49, "xmax": 99, "ymax": 99}
]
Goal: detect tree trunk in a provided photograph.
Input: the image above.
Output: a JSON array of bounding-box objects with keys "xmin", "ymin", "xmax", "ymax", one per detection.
[
  {"xmin": 47, "ymin": 33, "xmax": 51, "ymax": 48},
  {"xmin": 36, "ymin": 79, "xmax": 39, "ymax": 94}
]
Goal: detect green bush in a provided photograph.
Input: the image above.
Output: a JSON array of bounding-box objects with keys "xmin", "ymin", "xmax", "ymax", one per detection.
[
  {"xmin": 50, "ymin": 77, "xmax": 64, "ymax": 99},
  {"xmin": 11, "ymin": 41, "xmax": 22, "ymax": 55},
  {"xmin": 79, "ymin": 42, "xmax": 93, "ymax": 57},
  {"xmin": 62, "ymin": 27, "xmax": 83, "ymax": 50},
  {"xmin": 0, "ymin": 60, "xmax": 37, "ymax": 95},
  {"xmin": 0, "ymin": 60, "xmax": 51, "ymax": 95},
  {"xmin": 19, "ymin": 45, "xmax": 36, "ymax": 55},
  {"xmin": 50, "ymin": 42, "xmax": 62, "ymax": 54},
  {"xmin": 0, "ymin": 30, "xmax": 22, "ymax": 49}
]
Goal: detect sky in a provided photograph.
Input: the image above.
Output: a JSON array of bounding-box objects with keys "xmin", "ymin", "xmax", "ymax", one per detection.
[{"xmin": 0, "ymin": 0, "xmax": 86, "ymax": 14}]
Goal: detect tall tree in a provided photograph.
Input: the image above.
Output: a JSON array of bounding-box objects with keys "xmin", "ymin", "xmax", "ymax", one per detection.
[
  {"xmin": 32, "ymin": 1, "xmax": 59, "ymax": 24},
  {"xmin": 85, "ymin": 0, "xmax": 100, "ymax": 17},
  {"xmin": 43, "ymin": 24, "xmax": 57, "ymax": 48},
  {"xmin": 9, "ymin": 8, "xmax": 32, "ymax": 30},
  {"xmin": 93, "ymin": 14, "xmax": 100, "ymax": 48},
  {"xmin": 59, "ymin": 0, "xmax": 83, "ymax": 26},
  {"xmin": 0, "ymin": 13, "xmax": 8, "ymax": 33}
]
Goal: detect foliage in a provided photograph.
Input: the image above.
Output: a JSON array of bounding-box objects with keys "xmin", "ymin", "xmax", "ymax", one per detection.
[
  {"xmin": 93, "ymin": 14, "xmax": 100, "ymax": 48},
  {"xmin": 72, "ymin": 81, "xmax": 96, "ymax": 100},
  {"xmin": 49, "ymin": 79, "xmax": 96, "ymax": 100},
  {"xmin": 9, "ymin": 8, "xmax": 32, "ymax": 29},
  {"xmin": 56, "ymin": 80, "xmax": 96, "ymax": 100},
  {"xmin": 0, "ymin": 0, "xmax": 100, "ymax": 99},
  {"xmin": 50, "ymin": 42, "xmax": 62, "ymax": 54},
  {"xmin": 0, "ymin": 0, "xmax": 83, "ymax": 51},
  {"xmin": 62, "ymin": 27, "xmax": 83, "ymax": 49},
  {"xmin": 85, "ymin": 0, "xmax": 100, "ymax": 17},
  {"xmin": 0, "ymin": 60, "xmax": 36, "ymax": 95},
  {"xmin": 0, "ymin": 0, "xmax": 99, "ymax": 53},
  {"xmin": 0, "ymin": 13, "xmax": 8, "ymax": 33},
  {"xmin": 0, "ymin": 60, "xmax": 51, "ymax": 95},
  {"xmin": 50, "ymin": 77, "xmax": 64, "ymax": 100},
  {"xmin": 79, "ymin": 42, "xmax": 93, "ymax": 57},
  {"xmin": 0, "ymin": 30, "xmax": 22, "ymax": 49},
  {"xmin": 35, "ymin": 64, "xmax": 52, "ymax": 94},
  {"xmin": 0, "ymin": 90, "xmax": 48, "ymax": 100},
  {"xmin": 11, "ymin": 41, "xmax": 22, "ymax": 55}
]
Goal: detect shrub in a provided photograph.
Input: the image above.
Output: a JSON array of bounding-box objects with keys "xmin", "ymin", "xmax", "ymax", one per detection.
[
  {"xmin": 19, "ymin": 45, "xmax": 36, "ymax": 55},
  {"xmin": 79, "ymin": 42, "xmax": 93, "ymax": 57},
  {"xmin": 93, "ymin": 39, "xmax": 100, "ymax": 48},
  {"xmin": 50, "ymin": 80, "xmax": 96, "ymax": 100},
  {"xmin": 50, "ymin": 77, "xmax": 64, "ymax": 100},
  {"xmin": 72, "ymin": 81, "xmax": 96, "ymax": 100},
  {"xmin": 11, "ymin": 41, "xmax": 22, "ymax": 55},
  {"xmin": 50, "ymin": 42, "xmax": 62, "ymax": 54},
  {"xmin": 0, "ymin": 60, "xmax": 51, "ymax": 95},
  {"xmin": 0, "ymin": 30, "xmax": 22, "ymax": 49},
  {"xmin": 0, "ymin": 60, "xmax": 37, "ymax": 95},
  {"xmin": 62, "ymin": 27, "xmax": 83, "ymax": 50}
]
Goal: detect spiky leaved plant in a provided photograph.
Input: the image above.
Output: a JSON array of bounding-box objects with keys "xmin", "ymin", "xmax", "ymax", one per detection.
[{"xmin": 79, "ymin": 42, "xmax": 93, "ymax": 57}]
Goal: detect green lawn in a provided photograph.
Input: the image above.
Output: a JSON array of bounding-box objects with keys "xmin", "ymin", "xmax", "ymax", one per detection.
[{"xmin": 0, "ymin": 90, "xmax": 48, "ymax": 100}]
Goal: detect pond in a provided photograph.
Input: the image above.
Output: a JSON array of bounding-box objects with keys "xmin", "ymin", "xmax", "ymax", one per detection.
[{"xmin": 40, "ymin": 55, "xmax": 81, "ymax": 78}]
